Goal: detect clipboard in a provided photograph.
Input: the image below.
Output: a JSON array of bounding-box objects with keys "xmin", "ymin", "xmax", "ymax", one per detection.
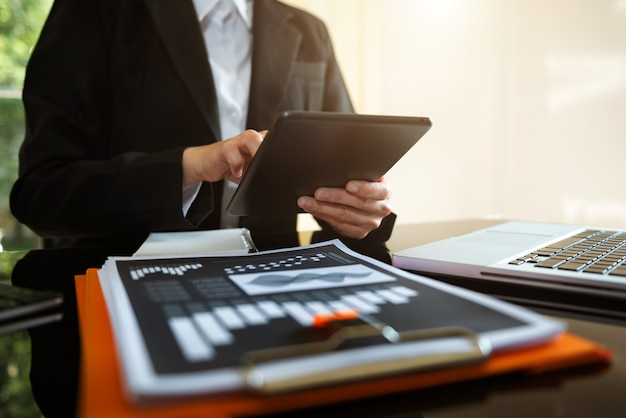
[
  {"xmin": 96, "ymin": 240, "xmax": 572, "ymax": 400},
  {"xmin": 75, "ymin": 269, "xmax": 612, "ymax": 418}
]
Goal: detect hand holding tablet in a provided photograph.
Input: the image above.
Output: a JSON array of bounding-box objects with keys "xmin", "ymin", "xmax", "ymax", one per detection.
[{"xmin": 227, "ymin": 111, "xmax": 432, "ymax": 216}]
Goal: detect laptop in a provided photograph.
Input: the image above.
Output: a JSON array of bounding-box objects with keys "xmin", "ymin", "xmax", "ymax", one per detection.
[
  {"xmin": 392, "ymin": 221, "xmax": 626, "ymax": 321},
  {"xmin": 0, "ymin": 283, "xmax": 64, "ymax": 334}
]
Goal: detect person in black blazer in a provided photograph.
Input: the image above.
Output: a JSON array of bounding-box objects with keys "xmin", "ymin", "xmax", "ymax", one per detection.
[{"xmin": 10, "ymin": 0, "xmax": 396, "ymax": 261}]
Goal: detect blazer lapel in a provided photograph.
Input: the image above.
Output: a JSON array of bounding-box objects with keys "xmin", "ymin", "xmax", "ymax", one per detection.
[
  {"xmin": 141, "ymin": 0, "xmax": 221, "ymax": 141},
  {"xmin": 247, "ymin": 0, "xmax": 302, "ymax": 130}
]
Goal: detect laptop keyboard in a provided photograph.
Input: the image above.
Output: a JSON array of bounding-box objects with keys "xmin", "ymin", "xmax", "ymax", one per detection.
[{"xmin": 508, "ymin": 229, "xmax": 626, "ymax": 276}]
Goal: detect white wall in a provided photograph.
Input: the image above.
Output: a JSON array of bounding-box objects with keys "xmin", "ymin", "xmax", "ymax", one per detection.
[{"xmin": 285, "ymin": 0, "xmax": 626, "ymax": 229}]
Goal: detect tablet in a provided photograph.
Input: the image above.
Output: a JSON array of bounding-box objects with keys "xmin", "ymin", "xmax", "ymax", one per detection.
[{"xmin": 227, "ymin": 111, "xmax": 432, "ymax": 216}]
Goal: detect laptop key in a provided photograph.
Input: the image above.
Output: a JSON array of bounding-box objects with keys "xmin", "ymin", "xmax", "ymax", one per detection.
[
  {"xmin": 609, "ymin": 266, "xmax": 626, "ymax": 277},
  {"xmin": 557, "ymin": 260, "xmax": 589, "ymax": 271},
  {"xmin": 535, "ymin": 258, "xmax": 567, "ymax": 268},
  {"xmin": 583, "ymin": 265, "xmax": 609, "ymax": 274}
]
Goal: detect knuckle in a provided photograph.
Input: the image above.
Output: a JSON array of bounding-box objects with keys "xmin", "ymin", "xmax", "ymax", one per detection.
[
  {"xmin": 352, "ymin": 227, "xmax": 370, "ymax": 240},
  {"xmin": 337, "ymin": 207, "xmax": 352, "ymax": 223},
  {"xmin": 383, "ymin": 183, "xmax": 393, "ymax": 198},
  {"xmin": 381, "ymin": 202, "xmax": 393, "ymax": 216}
]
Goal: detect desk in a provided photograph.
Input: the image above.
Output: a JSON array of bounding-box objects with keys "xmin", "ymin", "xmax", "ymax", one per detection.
[{"xmin": 4, "ymin": 220, "xmax": 626, "ymax": 418}]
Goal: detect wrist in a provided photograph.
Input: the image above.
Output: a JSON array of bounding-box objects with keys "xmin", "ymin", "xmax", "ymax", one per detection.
[{"xmin": 182, "ymin": 147, "xmax": 201, "ymax": 188}]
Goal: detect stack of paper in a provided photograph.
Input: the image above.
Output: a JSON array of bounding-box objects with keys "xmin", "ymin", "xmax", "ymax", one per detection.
[{"xmin": 133, "ymin": 228, "xmax": 257, "ymax": 257}]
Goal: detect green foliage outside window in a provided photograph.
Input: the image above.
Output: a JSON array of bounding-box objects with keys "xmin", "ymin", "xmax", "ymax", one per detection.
[
  {"xmin": 1, "ymin": 0, "xmax": 52, "ymax": 250},
  {"xmin": 0, "ymin": 0, "xmax": 51, "ymax": 88},
  {"xmin": 0, "ymin": 330, "xmax": 44, "ymax": 418}
]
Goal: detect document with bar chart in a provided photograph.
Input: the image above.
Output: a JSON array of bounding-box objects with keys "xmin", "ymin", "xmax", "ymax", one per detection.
[{"xmin": 97, "ymin": 240, "xmax": 565, "ymax": 403}]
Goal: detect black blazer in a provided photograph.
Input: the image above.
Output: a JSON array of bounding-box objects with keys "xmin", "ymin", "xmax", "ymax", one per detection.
[{"xmin": 11, "ymin": 0, "xmax": 394, "ymax": 259}]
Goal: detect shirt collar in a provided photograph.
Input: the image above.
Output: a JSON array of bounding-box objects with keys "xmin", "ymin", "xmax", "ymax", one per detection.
[{"xmin": 192, "ymin": 0, "xmax": 253, "ymax": 29}]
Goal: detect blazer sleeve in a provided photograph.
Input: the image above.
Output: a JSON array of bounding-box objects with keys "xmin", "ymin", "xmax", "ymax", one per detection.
[{"xmin": 10, "ymin": 0, "xmax": 216, "ymax": 239}]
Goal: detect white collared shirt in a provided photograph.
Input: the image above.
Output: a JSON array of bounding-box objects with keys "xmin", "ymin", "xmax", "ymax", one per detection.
[
  {"xmin": 185, "ymin": 0, "xmax": 253, "ymax": 227},
  {"xmin": 195, "ymin": 0, "xmax": 252, "ymax": 140}
]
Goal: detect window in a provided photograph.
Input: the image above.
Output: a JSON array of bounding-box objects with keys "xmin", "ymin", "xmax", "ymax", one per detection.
[{"xmin": 0, "ymin": 0, "xmax": 52, "ymax": 251}]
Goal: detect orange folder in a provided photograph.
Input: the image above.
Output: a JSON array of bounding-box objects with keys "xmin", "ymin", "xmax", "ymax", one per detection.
[{"xmin": 75, "ymin": 269, "xmax": 612, "ymax": 418}]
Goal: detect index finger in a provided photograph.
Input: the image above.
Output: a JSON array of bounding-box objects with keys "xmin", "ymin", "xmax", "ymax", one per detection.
[{"xmin": 224, "ymin": 130, "xmax": 264, "ymax": 178}]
